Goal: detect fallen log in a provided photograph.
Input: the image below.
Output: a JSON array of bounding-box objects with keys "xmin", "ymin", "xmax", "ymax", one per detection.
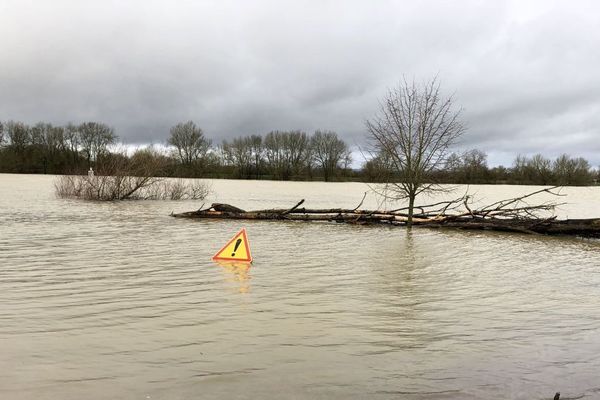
[
  {"xmin": 171, "ymin": 188, "xmax": 600, "ymax": 238},
  {"xmin": 425, "ymin": 217, "xmax": 600, "ymax": 237}
]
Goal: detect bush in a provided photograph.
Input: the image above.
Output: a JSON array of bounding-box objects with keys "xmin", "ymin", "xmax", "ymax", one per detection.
[
  {"xmin": 54, "ymin": 149, "xmax": 210, "ymax": 201},
  {"xmin": 55, "ymin": 174, "xmax": 210, "ymax": 201}
]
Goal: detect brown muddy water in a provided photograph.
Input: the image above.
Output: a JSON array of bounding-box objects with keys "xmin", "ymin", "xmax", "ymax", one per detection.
[{"xmin": 1, "ymin": 174, "xmax": 600, "ymax": 400}]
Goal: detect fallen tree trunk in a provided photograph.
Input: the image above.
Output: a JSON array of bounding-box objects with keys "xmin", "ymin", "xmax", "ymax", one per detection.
[
  {"xmin": 171, "ymin": 188, "xmax": 600, "ymax": 238},
  {"xmin": 425, "ymin": 217, "xmax": 600, "ymax": 237}
]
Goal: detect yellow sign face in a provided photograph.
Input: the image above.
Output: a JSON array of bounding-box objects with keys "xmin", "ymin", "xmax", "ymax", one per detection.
[{"xmin": 212, "ymin": 228, "xmax": 252, "ymax": 263}]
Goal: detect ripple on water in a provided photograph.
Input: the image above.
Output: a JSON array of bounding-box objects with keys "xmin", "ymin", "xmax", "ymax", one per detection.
[{"xmin": 1, "ymin": 175, "xmax": 600, "ymax": 399}]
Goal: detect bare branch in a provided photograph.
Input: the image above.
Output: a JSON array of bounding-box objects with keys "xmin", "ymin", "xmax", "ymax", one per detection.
[{"xmin": 365, "ymin": 77, "xmax": 465, "ymax": 225}]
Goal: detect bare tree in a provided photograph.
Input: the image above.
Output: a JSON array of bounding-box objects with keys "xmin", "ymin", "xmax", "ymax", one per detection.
[
  {"xmin": 249, "ymin": 134, "xmax": 263, "ymax": 179},
  {"xmin": 512, "ymin": 154, "xmax": 529, "ymax": 182},
  {"xmin": 30, "ymin": 122, "xmax": 50, "ymax": 148},
  {"xmin": 263, "ymin": 131, "xmax": 286, "ymax": 178},
  {"xmin": 64, "ymin": 123, "xmax": 81, "ymax": 168},
  {"xmin": 31, "ymin": 122, "xmax": 49, "ymax": 173},
  {"xmin": 264, "ymin": 130, "xmax": 311, "ymax": 180},
  {"xmin": 168, "ymin": 121, "xmax": 211, "ymax": 166},
  {"xmin": 366, "ymin": 78, "xmax": 465, "ymax": 225},
  {"xmin": 310, "ymin": 130, "xmax": 349, "ymax": 181},
  {"xmin": 222, "ymin": 136, "xmax": 254, "ymax": 178},
  {"xmin": 444, "ymin": 152, "xmax": 462, "ymax": 172},
  {"xmin": 287, "ymin": 130, "xmax": 311, "ymax": 177},
  {"xmin": 461, "ymin": 149, "xmax": 488, "ymax": 182},
  {"xmin": 528, "ymin": 154, "xmax": 553, "ymax": 185},
  {"xmin": 553, "ymin": 154, "xmax": 593, "ymax": 185},
  {"xmin": 0, "ymin": 121, "xmax": 5, "ymax": 147},
  {"xmin": 6, "ymin": 121, "xmax": 31, "ymax": 150},
  {"xmin": 79, "ymin": 122, "xmax": 117, "ymax": 166},
  {"xmin": 362, "ymin": 152, "xmax": 394, "ymax": 182}
]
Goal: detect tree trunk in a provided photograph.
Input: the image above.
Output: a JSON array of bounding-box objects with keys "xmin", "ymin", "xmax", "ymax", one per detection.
[{"xmin": 407, "ymin": 194, "xmax": 415, "ymax": 227}]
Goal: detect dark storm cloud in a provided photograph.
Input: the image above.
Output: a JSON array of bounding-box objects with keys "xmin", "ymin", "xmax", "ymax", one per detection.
[{"xmin": 1, "ymin": 0, "xmax": 600, "ymax": 165}]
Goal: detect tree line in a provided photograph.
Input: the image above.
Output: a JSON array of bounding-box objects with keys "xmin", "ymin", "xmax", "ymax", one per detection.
[
  {"xmin": 0, "ymin": 120, "xmax": 353, "ymax": 181},
  {"xmin": 440, "ymin": 150, "xmax": 597, "ymax": 186},
  {"xmin": 0, "ymin": 121, "xmax": 117, "ymax": 175},
  {"xmin": 0, "ymin": 119, "xmax": 598, "ymax": 185},
  {"xmin": 364, "ymin": 148, "xmax": 598, "ymax": 186}
]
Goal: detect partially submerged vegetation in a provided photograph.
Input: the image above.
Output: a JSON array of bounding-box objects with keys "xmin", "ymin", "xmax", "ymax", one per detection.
[
  {"xmin": 55, "ymin": 175, "xmax": 209, "ymax": 201},
  {"xmin": 54, "ymin": 147, "xmax": 209, "ymax": 201},
  {"xmin": 172, "ymin": 187, "xmax": 600, "ymax": 238},
  {"xmin": 365, "ymin": 77, "xmax": 465, "ymax": 225}
]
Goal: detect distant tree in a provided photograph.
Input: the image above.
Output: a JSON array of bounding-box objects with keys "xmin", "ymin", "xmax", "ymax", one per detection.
[
  {"xmin": 30, "ymin": 122, "xmax": 50, "ymax": 148},
  {"xmin": 128, "ymin": 146, "xmax": 169, "ymax": 177},
  {"xmin": 64, "ymin": 123, "xmax": 81, "ymax": 168},
  {"xmin": 365, "ymin": 78, "xmax": 465, "ymax": 225},
  {"xmin": 249, "ymin": 134, "xmax": 264, "ymax": 178},
  {"xmin": 431, "ymin": 151, "xmax": 458, "ymax": 183},
  {"xmin": 553, "ymin": 154, "xmax": 593, "ymax": 186},
  {"xmin": 79, "ymin": 122, "xmax": 117, "ymax": 166},
  {"xmin": 444, "ymin": 152, "xmax": 463, "ymax": 172},
  {"xmin": 168, "ymin": 121, "xmax": 211, "ymax": 168},
  {"xmin": 286, "ymin": 130, "xmax": 311, "ymax": 177},
  {"xmin": 512, "ymin": 154, "xmax": 530, "ymax": 183},
  {"xmin": 263, "ymin": 131, "xmax": 286, "ymax": 179},
  {"xmin": 310, "ymin": 130, "xmax": 350, "ymax": 181},
  {"xmin": 528, "ymin": 154, "xmax": 553, "ymax": 185},
  {"xmin": 28, "ymin": 122, "xmax": 68, "ymax": 173},
  {"xmin": 222, "ymin": 136, "xmax": 254, "ymax": 178},
  {"xmin": 47, "ymin": 125, "xmax": 66, "ymax": 155},
  {"xmin": 570, "ymin": 157, "xmax": 593, "ymax": 186},
  {"xmin": 0, "ymin": 121, "xmax": 5, "ymax": 147},
  {"xmin": 510, "ymin": 153, "xmax": 593, "ymax": 185},
  {"xmin": 264, "ymin": 130, "xmax": 311, "ymax": 180},
  {"xmin": 6, "ymin": 121, "xmax": 31, "ymax": 150},
  {"xmin": 362, "ymin": 152, "xmax": 394, "ymax": 182},
  {"xmin": 461, "ymin": 149, "xmax": 488, "ymax": 182},
  {"xmin": 1, "ymin": 121, "xmax": 31, "ymax": 172},
  {"xmin": 202, "ymin": 151, "xmax": 223, "ymax": 176},
  {"xmin": 342, "ymin": 150, "xmax": 353, "ymax": 174},
  {"xmin": 30, "ymin": 123, "xmax": 50, "ymax": 173},
  {"xmin": 489, "ymin": 165, "xmax": 509, "ymax": 183}
]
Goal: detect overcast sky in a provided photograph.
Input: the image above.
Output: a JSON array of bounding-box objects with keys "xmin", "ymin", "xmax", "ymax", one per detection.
[{"xmin": 1, "ymin": 0, "xmax": 599, "ymax": 166}]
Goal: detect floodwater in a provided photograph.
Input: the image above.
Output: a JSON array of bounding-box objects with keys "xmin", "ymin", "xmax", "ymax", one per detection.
[{"xmin": 1, "ymin": 174, "xmax": 600, "ymax": 400}]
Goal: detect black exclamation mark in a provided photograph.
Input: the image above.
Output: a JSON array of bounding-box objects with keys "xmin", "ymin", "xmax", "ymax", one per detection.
[{"xmin": 231, "ymin": 239, "xmax": 242, "ymax": 257}]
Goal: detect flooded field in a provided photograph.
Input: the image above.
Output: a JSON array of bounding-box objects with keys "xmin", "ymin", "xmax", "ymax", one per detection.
[{"xmin": 1, "ymin": 174, "xmax": 600, "ymax": 399}]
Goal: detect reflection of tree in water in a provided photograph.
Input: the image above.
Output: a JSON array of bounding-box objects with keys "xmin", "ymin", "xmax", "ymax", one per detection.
[
  {"xmin": 217, "ymin": 262, "xmax": 252, "ymax": 293},
  {"xmin": 366, "ymin": 230, "xmax": 448, "ymax": 351}
]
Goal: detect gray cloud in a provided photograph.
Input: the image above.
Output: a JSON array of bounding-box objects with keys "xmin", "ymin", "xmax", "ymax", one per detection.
[{"xmin": 1, "ymin": 0, "xmax": 599, "ymax": 166}]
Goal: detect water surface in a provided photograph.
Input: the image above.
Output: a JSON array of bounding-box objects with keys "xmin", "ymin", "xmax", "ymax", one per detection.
[{"xmin": 1, "ymin": 174, "xmax": 599, "ymax": 399}]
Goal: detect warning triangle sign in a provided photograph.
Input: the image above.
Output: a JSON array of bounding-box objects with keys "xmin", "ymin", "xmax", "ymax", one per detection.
[{"xmin": 212, "ymin": 228, "xmax": 253, "ymax": 263}]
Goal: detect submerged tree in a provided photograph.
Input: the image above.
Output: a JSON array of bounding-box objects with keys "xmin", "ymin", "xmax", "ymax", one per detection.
[
  {"xmin": 366, "ymin": 78, "xmax": 465, "ymax": 226},
  {"xmin": 54, "ymin": 146, "xmax": 209, "ymax": 201}
]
